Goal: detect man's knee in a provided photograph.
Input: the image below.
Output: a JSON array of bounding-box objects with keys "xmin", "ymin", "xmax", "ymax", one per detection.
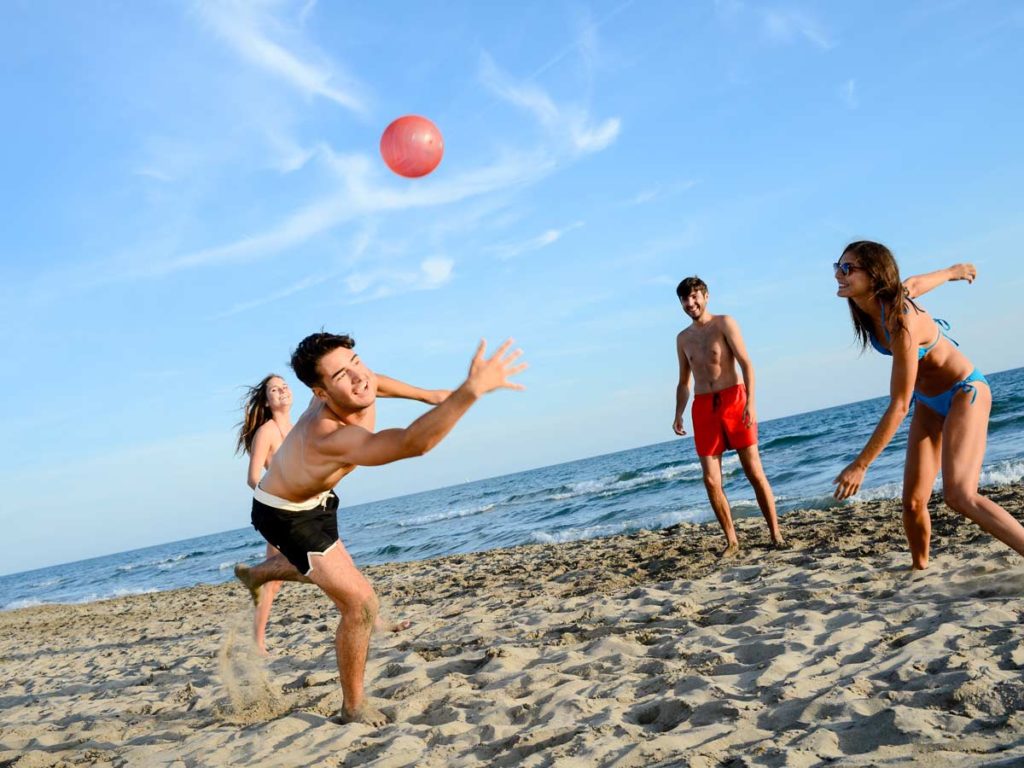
[
  {"xmin": 334, "ymin": 581, "xmax": 378, "ymax": 625},
  {"xmin": 361, "ymin": 593, "xmax": 380, "ymax": 627},
  {"xmin": 345, "ymin": 590, "xmax": 378, "ymax": 628},
  {"xmin": 703, "ymin": 473, "xmax": 722, "ymax": 493}
]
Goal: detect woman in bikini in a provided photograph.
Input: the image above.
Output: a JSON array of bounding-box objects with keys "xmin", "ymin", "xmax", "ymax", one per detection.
[
  {"xmin": 833, "ymin": 240, "xmax": 1024, "ymax": 569},
  {"xmin": 237, "ymin": 374, "xmax": 294, "ymax": 655},
  {"xmin": 238, "ymin": 372, "xmax": 449, "ymax": 653}
]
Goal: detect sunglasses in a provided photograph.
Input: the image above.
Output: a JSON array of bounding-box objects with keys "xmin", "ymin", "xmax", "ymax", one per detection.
[{"xmin": 833, "ymin": 262, "xmax": 864, "ymax": 276}]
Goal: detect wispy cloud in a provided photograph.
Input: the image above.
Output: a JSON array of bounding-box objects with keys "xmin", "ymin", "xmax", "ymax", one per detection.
[
  {"xmin": 133, "ymin": 136, "xmax": 206, "ymax": 183},
  {"xmin": 298, "ymin": 0, "xmax": 317, "ymax": 26},
  {"xmin": 195, "ymin": 0, "xmax": 369, "ymax": 114},
  {"xmin": 211, "ymin": 273, "xmax": 331, "ymax": 319},
  {"xmin": 480, "ymin": 54, "xmax": 621, "ymax": 154},
  {"xmin": 208, "ymin": 221, "xmax": 378, "ymax": 318},
  {"xmin": 762, "ymin": 9, "xmax": 835, "ymax": 50},
  {"xmin": 626, "ymin": 180, "xmax": 699, "ymax": 206},
  {"xmin": 840, "ymin": 78, "xmax": 858, "ymax": 109},
  {"xmin": 45, "ymin": 11, "xmax": 622, "ymax": 294},
  {"xmin": 345, "ymin": 257, "xmax": 454, "ymax": 303},
  {"xmin": 265, "ymin": 129, "xmax": 318, "ymax": 173},
  {"xmin": 529, "ymin": 0, "xmax": 635, "ymax": 79},
  {"xmin": 138, "ymin": 148, "xmax": 553, "ymax": 277},
  {"xmin": 488, "ymin": 221, "xmax": 584, "ymax": 260}
]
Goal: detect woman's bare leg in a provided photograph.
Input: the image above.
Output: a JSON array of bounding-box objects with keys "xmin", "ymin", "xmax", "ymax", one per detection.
[
  {"xmin": 902, "ymin": 404, "xmax": 943, "ymax": 569},
  {"xmin": 942, "ymin": 383, "xmax": 1024, "ymax": 558}
]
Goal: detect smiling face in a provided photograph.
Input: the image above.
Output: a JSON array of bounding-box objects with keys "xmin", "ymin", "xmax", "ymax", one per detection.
[
  {"xmin": 312, "ymin": 346, "xmax": 377, "ymax": 414},
  {"xmin": 835, "ymin": 251, "xmax": 873, "ymax": 300},
  {"xmin": 264, "ymin": 376, "xmax": 292, "ymax": 411},
  {"xmin": 680, "ymin": 288, "xmax": 708, "ymax": 320}
]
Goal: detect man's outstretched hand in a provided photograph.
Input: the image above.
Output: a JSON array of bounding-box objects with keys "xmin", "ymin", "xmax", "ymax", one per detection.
[{"xmin": 465, "ymin": 339, "xmax": 528, "ymax": 397}]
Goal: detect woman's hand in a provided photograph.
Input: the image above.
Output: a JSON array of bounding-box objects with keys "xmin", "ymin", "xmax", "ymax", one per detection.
[
  {"xmin": 949, "ymin": 263, "xmax": 977, "ymax": 283},
  {"xmin": 429, "ymin": 389, "xmax": 452, "ymax": 405},
  {"xmin": 833, "ymin": 461, "xmax": 867, "ymax": 500}
]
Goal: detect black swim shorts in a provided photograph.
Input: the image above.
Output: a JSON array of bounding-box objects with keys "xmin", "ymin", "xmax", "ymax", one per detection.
[{"xmin": 251, "ymin": 490, "xmax": 340, "ymax": 575}]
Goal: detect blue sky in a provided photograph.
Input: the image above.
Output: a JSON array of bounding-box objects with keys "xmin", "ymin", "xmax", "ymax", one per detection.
[{"xmin": 2, "ymin": 0, "xmax": 1023, "ymax": 575}]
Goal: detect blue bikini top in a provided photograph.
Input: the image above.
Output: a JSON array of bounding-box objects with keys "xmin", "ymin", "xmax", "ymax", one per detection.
[{"xmin": 869, "ymin": 302, "xmax": 957, "ymax": 359}]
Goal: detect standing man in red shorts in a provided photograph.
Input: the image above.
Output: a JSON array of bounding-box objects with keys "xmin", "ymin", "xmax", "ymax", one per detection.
[{"xmin": 672, "ymin": 276, "xmax": 785, "ymax": 556}]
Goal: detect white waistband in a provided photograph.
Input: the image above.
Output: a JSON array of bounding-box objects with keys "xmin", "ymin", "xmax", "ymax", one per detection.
[{"xmin": 254, "ymin": 484, "xmax": 331, "ymax": 511}]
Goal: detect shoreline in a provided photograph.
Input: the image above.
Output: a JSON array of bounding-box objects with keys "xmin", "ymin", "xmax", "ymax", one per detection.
[{"xmin": 3, "ymin": 484, "xmax": 1024, "ymax": 766}]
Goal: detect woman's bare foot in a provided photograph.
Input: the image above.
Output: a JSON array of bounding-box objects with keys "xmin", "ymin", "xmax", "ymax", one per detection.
[
  {"xmin": 770, "ymin": 535, "xmax": 789, "ymax": 550},
  {"xmin": 720, "ymin": 542, "xmax": 740, "ymax": 559},
  {"xmin": 332, "ymin": 703, "xmax": 388, "ymax": 727},
  {"xmin": 233, "ymin": 564, "xmax": 262, "ymax": 605}
]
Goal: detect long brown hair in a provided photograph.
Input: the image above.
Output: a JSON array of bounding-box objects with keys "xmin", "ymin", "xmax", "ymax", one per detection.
[
  {"xmin": 842, "ymin": 240, "xmax": 915, "ymax": 351},
  {"xmin": 235, "ymin": 374, "xmax": 282, "ymax": 456}
]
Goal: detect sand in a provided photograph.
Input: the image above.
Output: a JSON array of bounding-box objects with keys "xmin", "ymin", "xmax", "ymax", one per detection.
[{"xmin": 3, "ymin": 485, "xmax": 1024, "ymax": 767}]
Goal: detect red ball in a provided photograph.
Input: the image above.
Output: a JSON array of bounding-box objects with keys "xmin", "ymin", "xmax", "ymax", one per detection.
[{"xmin": 380, "ymin": 115, "xmax": 444, "ymax": 178}]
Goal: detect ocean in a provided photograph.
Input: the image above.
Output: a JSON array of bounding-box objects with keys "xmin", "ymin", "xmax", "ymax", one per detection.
[{"xmin": 3, "ymin": 367, "xmax": 1023, "ymax": 611}]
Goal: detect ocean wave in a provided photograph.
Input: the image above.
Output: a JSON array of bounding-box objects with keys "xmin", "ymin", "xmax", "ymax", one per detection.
[
  {"xmin": 760, "ymin": 430, "xmax": 830, "ymax": 451},
  {"xmin": 842, "ymin": 459, "xmax": 1024, "ymax": 503},
  {"xmin": 980, "ymin": 459, "xmax": 1024, "ymax": 487},
  {"xmin": 118, "ymin": 549, "xmax": 210, "ymax": 574},
  {"xmin": 989, "ymin": 413, "xmax": 1024, "ymax": 434},
  {"xmin": 529, "ymin": 508, "xmax": 705, "ymax": 545},
  {"xmin": 2, "ymin": 585, "xmax": 161, "ymax": 611},
  {"xmin": 546, "ymin": 463, "xmax": 704, "ymax": 502},
  {"xmin": 400, "ymin": 503, "xmax": 497, "ymax": 527},
  {"xmin": 72, "ymin": 587, "xmax": 159, "ymax": 604},
  {"xmin": 853, "ymin": 481, "xmax": 905, "ymax": 502},
  {"xmin": 2, "ymin": 598, "xmax": 44, "ymax": 611},
  {"xmin": 368, "ymin": 543, "xmax": 411, "ymax": 558}
]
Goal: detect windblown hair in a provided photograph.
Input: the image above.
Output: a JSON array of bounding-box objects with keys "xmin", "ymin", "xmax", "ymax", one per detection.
[
  {"xmin": 290, "ymin": 332, "xmax": 356, "ymax": 388},
  {"xmin": 676, "ymin": 276, "xmax": 708, "ymax": 299},
  {"xmin": 842, "ymin": 240, "xmax": 914, "ymax": 352},
  {"xmin": 235, "ymin": 374, "xmax": 282, "ymax": 456}
]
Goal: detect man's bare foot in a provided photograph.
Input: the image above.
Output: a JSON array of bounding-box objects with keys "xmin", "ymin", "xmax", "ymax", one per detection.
[
  {"xmin": 331, "ymin": 703, "xmax": 389, "ymax": 728},
  {"xmin": 720, "ymin": 542, "xmax": 740, "ymax": 559},
  {"xmin": 770, "ymin": 536, "xmax": 789, "ymax": 550},
  {"xmin": 233, "ymin": 563, "xmax": 262, "ymax": 606},
  {"xmin": 375, "ymin": 618, "xmax": 412, "ymax": 634}
]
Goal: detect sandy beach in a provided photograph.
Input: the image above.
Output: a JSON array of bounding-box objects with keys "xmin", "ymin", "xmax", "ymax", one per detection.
[{"xmin": 3, "ymin": 485, "xmax": 1024, "ymax": 767}]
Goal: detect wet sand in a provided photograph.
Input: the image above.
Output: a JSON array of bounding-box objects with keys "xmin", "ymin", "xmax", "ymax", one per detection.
[{"xmin": 3, "ymin": 485, "xmax": 1024, "ymax": 767}]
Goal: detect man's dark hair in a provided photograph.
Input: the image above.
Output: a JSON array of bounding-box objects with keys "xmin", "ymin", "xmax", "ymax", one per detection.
[
  {"xmin": 290, "ymin": 332, "xmax": 356, "ymax": 388},
  {"xmin": 676, "ymin": 276, "xmax": 708, "ymax": 299}
]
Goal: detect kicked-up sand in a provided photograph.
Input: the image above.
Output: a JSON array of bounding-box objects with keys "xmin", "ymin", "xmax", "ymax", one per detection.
[{"xmin": 2, "ymin": 485, "xmax": 1024, "ymax": 767}]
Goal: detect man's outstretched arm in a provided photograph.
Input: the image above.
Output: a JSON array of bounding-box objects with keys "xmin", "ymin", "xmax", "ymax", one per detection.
[
  {"xmin": 323, "ymin": 340, "xmax": 526, "ymax": 467},
  {"xmin": 376, "ymin": 374, "xmax": 450, "ymax": 405}
]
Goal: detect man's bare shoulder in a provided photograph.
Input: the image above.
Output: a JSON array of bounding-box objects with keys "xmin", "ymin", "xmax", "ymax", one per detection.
[
  {"xmin": 676, "ymin": 327, "xmax": 696, "ymax": 353},
  {"xmin": 716, "ymin": 314, "xmax": 743, "ymax": 331},
  {"xmin": 284, "ymin": 404, "xmax": 338, "ymax": 444}
]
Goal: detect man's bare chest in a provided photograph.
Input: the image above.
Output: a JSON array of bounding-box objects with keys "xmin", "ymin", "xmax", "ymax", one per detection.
[{"xmin": 684, "ymin": 329, "xmax": 727, "ymax": 364}]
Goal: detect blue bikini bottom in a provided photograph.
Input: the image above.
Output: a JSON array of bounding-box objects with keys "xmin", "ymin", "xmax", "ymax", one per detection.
[{"xmin": 914, "ymin": 369, "xmax": 988, "ymax": 418}]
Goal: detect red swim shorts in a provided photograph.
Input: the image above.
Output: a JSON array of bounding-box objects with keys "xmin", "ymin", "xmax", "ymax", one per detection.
[{"xmin": 692, "ymin": 383, "xmax": 758, "ymax": 457}]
